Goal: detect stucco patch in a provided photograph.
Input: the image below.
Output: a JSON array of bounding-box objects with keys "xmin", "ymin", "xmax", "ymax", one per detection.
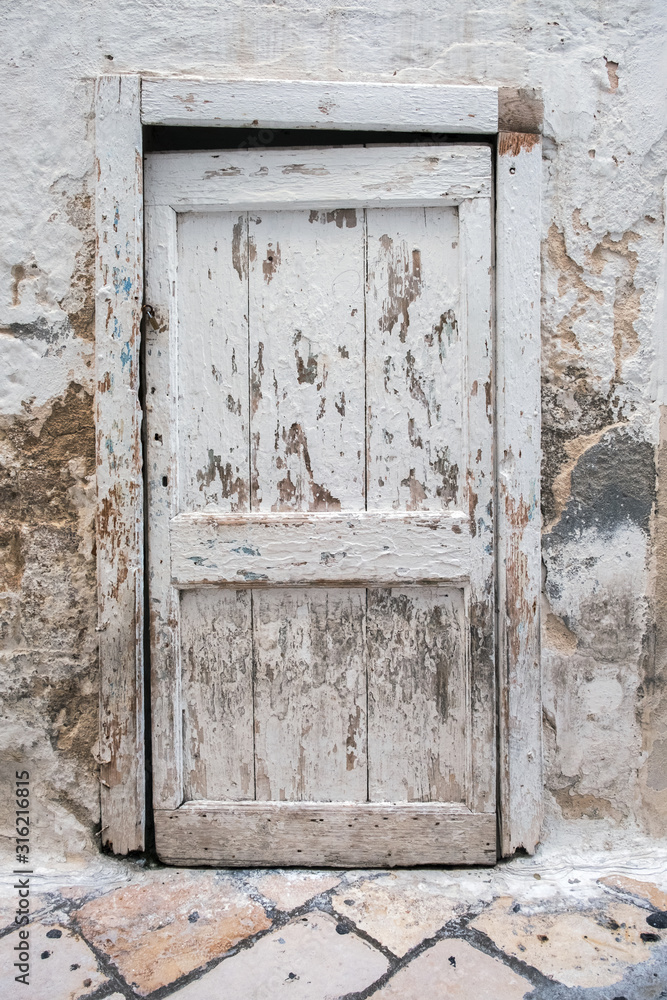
[{"xmin": 546, "ymin": 425, "xmax": 655, "ymax": 546}]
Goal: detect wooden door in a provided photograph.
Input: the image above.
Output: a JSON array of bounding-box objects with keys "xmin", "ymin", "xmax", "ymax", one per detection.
[{"xmin": 145, "ymin": 143, "xmax": 495, "ymax": 866}]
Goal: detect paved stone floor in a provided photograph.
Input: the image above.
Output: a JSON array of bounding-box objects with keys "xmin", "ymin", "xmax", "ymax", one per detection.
[{"xmin": 2, "ymin": 842, "xmax": 667, "ymax": 999}]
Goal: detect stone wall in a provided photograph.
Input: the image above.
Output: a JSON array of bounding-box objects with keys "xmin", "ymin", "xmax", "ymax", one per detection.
[{"xmin": 0, "ymin": 0, "xmax": 665, "ymax": 863}]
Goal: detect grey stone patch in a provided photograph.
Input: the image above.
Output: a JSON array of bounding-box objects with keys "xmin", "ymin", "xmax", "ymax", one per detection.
[
  {"xmin": 546, "ymin": 426, "xmax": 655, "ymax": 547},
  {"xmin": 2, "ymin": 317, "xmax": 69, "ymax": 343},
  {"xmin": 522, "ymin": 943, "xmax": 667, "ymax": 1000}
]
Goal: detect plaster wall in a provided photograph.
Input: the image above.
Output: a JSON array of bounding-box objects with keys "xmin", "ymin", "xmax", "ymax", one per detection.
[{"xmin": 0, "ymin": 0, "xmax": 666, "ymax": 864}]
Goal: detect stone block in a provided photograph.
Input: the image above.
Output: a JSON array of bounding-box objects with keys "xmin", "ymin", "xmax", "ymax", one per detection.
[
  {"xmin": 374, "ymin": 938, "xmax": 532, "ymax": 998},
  {"xmin": 472, "ymin": 896, "xmax": 663, "ymax": 988},
  {"xmin": 173, "ymin": 911, "xmax": 388, "ymax": 999},
  {"xmin": 332, "ymin": 871, "xmax": 459, "ymax": 955},
  {"xmin": 74, "ymin": 870, "xmax": 271, "ymax": 995}
]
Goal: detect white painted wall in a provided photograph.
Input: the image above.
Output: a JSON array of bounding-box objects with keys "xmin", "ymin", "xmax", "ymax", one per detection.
[{"xmin": 1, "ymin": 0, "xmax": 666, "ymax": 862}]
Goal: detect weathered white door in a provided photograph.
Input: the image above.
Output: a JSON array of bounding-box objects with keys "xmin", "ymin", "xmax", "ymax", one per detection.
[{"xmin": 145, "ymin": 143, "xmax": 495, "ymax": 866}]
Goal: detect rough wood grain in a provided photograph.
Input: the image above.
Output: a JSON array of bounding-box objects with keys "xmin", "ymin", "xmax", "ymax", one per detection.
[
  {"xmin": 95, "ymin": 75, "xmax": 145, "ymax": 853},
  {"xmin": 145, "ymin": 140, "xmax": 506, "ymax": 865},
  {"xmin": 367, "ymin": 587, "xmax": 468, "ymax": 803},
  {"xmin": 170, "ymin": 511, "xmax": 471, "ymax": 586},
  {"xmin": 144, "ymin": 203, "xmax": 183, "ymax": 809},
  {"xmin": 177, "ymin": 211, "xmax": 250, "ymax": 511},
  {"xmin": 247, "ymin": 208, "xmax": 365, "ymax": 512},
  {"xmin": 460, "ymin": 196, "xmax": 496, "ymax": 815},
  {"xmin": 180, "ymin": 589, "xmax": 254, "ymax": 801},
  {"xmin": 173, "ymin": 210, "xmax": 255, "ymax": 806},
  {"xmin": 154, "ymin": 802, "xmax": 497, "ymax": 867},
  {"xmin": 145, "ymin": 145, "xmax": 492, "ymax": 211},
  {"xmin": 366, "ymin": 206, "xmax": 463, "ymax": 511},
  {"xmin": 253, "ymin": 588, "xmax": 367, "ymax": 801},
  {"xmin": 496, "ymin": 133, "xmax": 542, "ymax": 855},
  {"xmin": 141, "ymin": 79, "xmax": 498, "ymax": 134},
  {"xmin": 245, "ymin": 206, "xmax": 368, "ymax": 809},
  {"xmin": 497, "ymin": 88, "xmax": 544, "ymax": 134}
]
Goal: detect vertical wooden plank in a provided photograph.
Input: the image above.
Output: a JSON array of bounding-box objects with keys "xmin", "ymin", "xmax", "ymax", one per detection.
[
  {"xmin": 177, "ymin": 211, "xmax": 250, "ymax": 511},
  {"xmin": 248, "ymin": 208, "xmax": 365, "ymax": 511},
  {"xmin": 253, "ymin": 588, "xmax": 368, "ymax": 801},
  {"xmin": 366, "ymin": 207, "xmax": 463, "ymax": 511},
  {"xmin": 144, "ymin": 204, "xmax": 183, "ymax": 809},
  {"xmin": 366, "ymin": 206, "xmax": 474, "ymax": 807},
  {"xmin": 95, "ymin": 75, "xmax": 145, "ymax": 853},
  {"xmin": 180, "ymin": 589, "xmax": 254, "ymax": 801},
  {"xmin": 496, "ymin": 133, "xmax": 542, "ymax": 855},
  {"xmin": 248, "ymin": 208, "xmax": 367, "ymax": 802},
  {"xmin": 174, "ymin": 210, "xmax": 254, "ymax": 804},
  {"xmin": 460, "ymin": 195, "xmax": 496, "ymax": 818},
  {"xmin": 367, "ymin": 587, "xmax": 468, "ymax": 802}
]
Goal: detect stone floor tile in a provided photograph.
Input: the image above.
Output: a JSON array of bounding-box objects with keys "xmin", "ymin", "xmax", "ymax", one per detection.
[
  {"xmin": 248, "ymin": 871, "xmax": 341, "ymax": 911},
  {"xmin": 74, "ymin": 870, "xmax": 271, "ymax": 995},
  {"xmin": 0, "ymin": 922, "xmax": 109, "ymax": 999},
  {"xmin": 373, "ymin": 938, "xmax": 532, "ymax": 998},
  {"xmin": 331, "ymin": 872, "xmax": 458, "ymax": 956},
  {"xmin": 598, "ymin": 873, "xmax": 667, "ymax": 911},
  {"xmin": 172, "ymin": 911, "xmax": 389, "ymax": 999},
  {"xmin": 472, "ymin": 895, "xmax": 664, "ymax": 988}
]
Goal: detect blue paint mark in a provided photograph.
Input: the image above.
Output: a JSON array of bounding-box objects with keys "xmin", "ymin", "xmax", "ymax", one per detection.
[
  {"xmin": 113, "ymin": 204, "xmax": 119, "ymax": 233},
  {"xmin": 527, "ymin": 490, "xmax": 539, "ymax": 519},
  {"xmin": 115, "ymin": 245, "xmax": 121, "ymax": 259},
  {"xmin": 485, "ymin": 542, "xmax": 493, "ymax": 555},
  {"xmin": 236, "ymin": 570, "xmax": 269, "ymax": 582},
  {"xmin": 112, "ymin": 267, "xmax": 132, "ymax": 299},
  {"xmin": 231, "ymin": 544, "xmax": 260, "ymax": 557},
  {"xmin": 105, "ymin": 438, "xmax": 114, "ymax": 454},
  {"xmin": 112, "ymin": 317, "xmax": 121, "ymax": 340},
  {"xmin": 120, "ymin": 342, "xmax": 132, "ymax": 370}
]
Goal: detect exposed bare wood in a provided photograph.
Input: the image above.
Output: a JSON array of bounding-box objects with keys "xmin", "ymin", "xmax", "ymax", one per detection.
[
  {"xmin": 144, "ymin": 204, "xmax": 183, "ymax": 809},
  {"xmin": 496, "ymin": 132, "xmax": 543, "ymax": 855},
  {"xmin": 246, "ymin": 205, "xmax": 368, "ymax": 806},
  {"xmin": 95, "ymin": 75, "xmax": 145, "ymax": 854},
  {"xmin": 180, "ymin": 589, "xmax": 254, "ymax": 800},
  {"xmin": 169, "ymin": 511, "xmax": 471, "ymax": 586},
  {"xmin": 367, "ymin": 587, "xmax": 468, "ymax": 803},
  {"xmin": 141, "ymin": 78, "xmax": 498, "ymax": 134},
  {"xmin": 248, "ymin": 208, "xmax": 365, "ymax": 512},
  {"xmin": 366, "ymin": 206, "xmax": 463, "ymax": 511},
  {"xmin": 145, "ymin": 145, "xmax": 492, "ymax": 211},
  {"xmin": 154, "ymin": 802, "xmax": 497, "ymax": 867},
  {"xmin": 253, "ymin": 588, "xmax": 368, "ymax": 801},
  {"xmin": 460, "ymin": 196, "xmax": 496, "ymax": 816},
  {"xmin": 177, "ymin": 211, "xmax": 250, "ymax": 511},
  {"xmin": 497, "ymin": 88, "xmax": 544, "ymax": 134},
  {"xmin": 498, "ymin": 132, "xmax": 541, "ymax": 157}
]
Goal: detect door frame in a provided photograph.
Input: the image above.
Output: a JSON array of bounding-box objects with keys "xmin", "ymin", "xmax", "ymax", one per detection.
[{"xmin": 94, "ymin": 74, "xmax": 542, "ymax": 857}]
